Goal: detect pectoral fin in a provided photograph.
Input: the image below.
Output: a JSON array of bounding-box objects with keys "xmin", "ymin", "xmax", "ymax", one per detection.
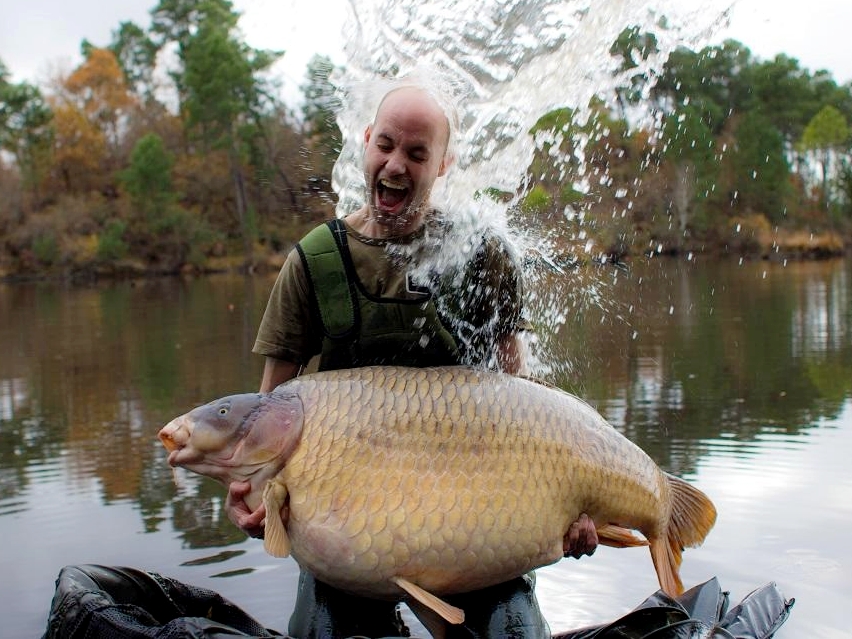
[
  {"xmin": 262, "ymin": 479, "xmax": 291, "ymax": 558},
  {"xmin": 392, "ymin": 577, "xmax": 464, "ymax": 625}
]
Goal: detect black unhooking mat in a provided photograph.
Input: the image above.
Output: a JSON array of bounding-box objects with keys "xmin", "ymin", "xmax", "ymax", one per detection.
[{"xmin": 42, "ymin": 564, "xmax": 794, "ymax": 639}]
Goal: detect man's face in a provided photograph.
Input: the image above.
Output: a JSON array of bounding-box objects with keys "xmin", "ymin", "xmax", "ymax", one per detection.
[{"xmin": 363, "ymin": 87, "xmax": 451, "ymax": 235}]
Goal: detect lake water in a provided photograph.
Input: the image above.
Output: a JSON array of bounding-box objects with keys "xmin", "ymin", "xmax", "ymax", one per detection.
[{"xmin": 1, "ymin": 256, "xmax": 850, "ymax": 638}]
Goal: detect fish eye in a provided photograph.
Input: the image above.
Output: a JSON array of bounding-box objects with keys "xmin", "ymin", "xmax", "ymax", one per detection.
[{"xmin": 218, "ymin": 404, "xmax": 230, "ymax": 415}]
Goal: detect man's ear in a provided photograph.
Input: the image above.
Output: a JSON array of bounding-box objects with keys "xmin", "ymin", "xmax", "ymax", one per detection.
[
  {"xmin": 364, "ymin": 124, "xmax": 372, "ymax": 146},
  {"xmin": 437, "ymin": 152, "xmax": 454, "ymax": 177}
]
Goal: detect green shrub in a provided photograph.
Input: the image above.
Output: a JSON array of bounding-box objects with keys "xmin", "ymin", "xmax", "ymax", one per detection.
[
  {"xmin": 522, "ymin": 185, "xmax": 552, "ymax": 213},
  {"xmin": 32, "ymin": 232, "xmax": 58, "ymax": 265},
  {"xmin": 97, "ymin": 220, "xmax": 128, "ymax": 261}
]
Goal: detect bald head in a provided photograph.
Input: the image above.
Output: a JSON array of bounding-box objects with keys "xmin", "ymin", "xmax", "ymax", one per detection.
[{"xmin": 374, "ymin": 86, "xmax": 453, "ymax": 162}]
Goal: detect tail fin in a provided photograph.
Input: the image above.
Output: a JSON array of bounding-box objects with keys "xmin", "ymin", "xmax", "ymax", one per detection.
[{"xmin": 650, "ymin": 473, "xmax": 717, "ymax": 596}]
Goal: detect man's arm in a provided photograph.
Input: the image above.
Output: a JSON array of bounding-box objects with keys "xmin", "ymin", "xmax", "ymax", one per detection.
[
  {"xmin": 496, "ymin": 333, "xmax": 527, "ymax": 376},
  {"xmin": 259, "ymin": 356, "xmax": 301, "ymax": 392}
]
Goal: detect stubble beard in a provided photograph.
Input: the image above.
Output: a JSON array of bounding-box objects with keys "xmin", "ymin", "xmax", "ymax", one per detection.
[{"xmin": 367, "ymin": 190, "xmax": 429, "ymax": 236}]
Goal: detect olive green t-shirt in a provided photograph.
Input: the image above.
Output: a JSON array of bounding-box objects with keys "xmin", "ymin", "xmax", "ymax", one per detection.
[{"xmin": 253, "ymin": 217, "xmax": 525, "ymax": 369}]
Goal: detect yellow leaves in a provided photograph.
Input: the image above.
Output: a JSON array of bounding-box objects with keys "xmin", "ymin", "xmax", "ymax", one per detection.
[
  {"xmin": 70, "ymin": 233, "xmax": 100, "ymax": 263},
  {"xmin": 50, "ymin": 103, "xmax": 106, "ymax": 193},
  {"xmin": 49, "ymin": 48, "xmax": 136, "ymax": 192},
  {"xmin": 64, "ymin": 48, "xmax": 135, "ymax": 119}
]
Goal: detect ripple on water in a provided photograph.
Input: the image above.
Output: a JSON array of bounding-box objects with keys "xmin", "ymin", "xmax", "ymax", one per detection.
[
  {"xmin": 692, "ymin": 431, "xmax": 813, "ymax": 469},
  {"xmin": 181, "ymin": 550, "xmax": 246, "ymax": 567},
  {"xmin": 0, "ymin": 454, "xmax": 67, "ymax": 517}
]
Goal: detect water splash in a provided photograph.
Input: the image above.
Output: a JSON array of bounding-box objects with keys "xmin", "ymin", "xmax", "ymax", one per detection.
[{"xmin": 330, "ymin": 0, "xmax": 732, "ymax": 377}]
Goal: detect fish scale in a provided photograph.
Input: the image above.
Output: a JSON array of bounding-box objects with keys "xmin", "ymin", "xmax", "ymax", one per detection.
[
  {"xmin": 289, "ymin": 369, "xmax": 565, "ymax": 590},
  {"xmin": 159, "ymin": 365, "xmax": 716, "ymax": 626}
]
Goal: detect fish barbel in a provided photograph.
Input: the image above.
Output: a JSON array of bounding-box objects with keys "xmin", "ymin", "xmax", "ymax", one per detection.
[{"xmin": 159, "ymin": 366, "xmax": 716, "ymax": 625}]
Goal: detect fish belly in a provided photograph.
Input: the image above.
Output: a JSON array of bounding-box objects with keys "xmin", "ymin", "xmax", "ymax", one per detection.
[{"xmin": 278, "ymin": 366, "xmax": 667, "ymax": 598}]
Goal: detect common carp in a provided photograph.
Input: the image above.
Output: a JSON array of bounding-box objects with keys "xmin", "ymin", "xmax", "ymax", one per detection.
[{"xmin": 159, "ymin": 366, "xmax": 716, "ymax": 626}]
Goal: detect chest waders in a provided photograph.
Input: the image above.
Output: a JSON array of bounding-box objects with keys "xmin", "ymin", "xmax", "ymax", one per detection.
[
  {"xmin": 291, "ymin": 223, "xmax": 551, "ymax": 639},
  {"xmin": 296, "ymin": 219, "xmax": 461, "ymax": 371}
]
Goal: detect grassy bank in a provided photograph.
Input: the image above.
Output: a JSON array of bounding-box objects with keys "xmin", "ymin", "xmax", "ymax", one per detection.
[{"xmin": 3, "ymin": 222, "xmax": 849, "ymax": 285}]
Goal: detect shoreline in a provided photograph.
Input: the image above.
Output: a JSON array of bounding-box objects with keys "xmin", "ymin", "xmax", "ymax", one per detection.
[{"xmin": 2, "ymin": 241, "xmax": 848, "ymax": 286}]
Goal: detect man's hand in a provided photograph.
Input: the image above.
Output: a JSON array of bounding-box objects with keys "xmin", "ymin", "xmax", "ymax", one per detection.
[
  {"xmin": 563, "ymin": 512, "xmax": 598, "ymax": 559},
  {"xmin": 225, "ymin": 481, "xmax": 266, "ymax": 539}
]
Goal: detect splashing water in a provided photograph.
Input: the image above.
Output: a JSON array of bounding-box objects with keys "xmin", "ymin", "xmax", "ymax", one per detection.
[{"xmin": 329, "ymin": 0, "xmax": 732, "ymax": 378}]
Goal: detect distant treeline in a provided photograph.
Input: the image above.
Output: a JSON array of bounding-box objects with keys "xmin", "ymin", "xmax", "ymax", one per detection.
[
  {"xmin": 1, "ymin": 1, "xmax": 850, "ymax": 281},
  {"xmin": 524, "ymin": 30, "xmax": 852, "ymax": 261}
]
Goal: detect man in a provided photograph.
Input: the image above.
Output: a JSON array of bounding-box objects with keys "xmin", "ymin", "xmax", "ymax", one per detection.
[{"xmin": 227, "ymin": 80, "xmax": 598, "ymax": 638}]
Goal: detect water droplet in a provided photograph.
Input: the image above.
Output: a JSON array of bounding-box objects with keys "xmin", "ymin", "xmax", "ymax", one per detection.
[{"xmin": 332, "ymin": 0, "xmax": 733, "ymax": 378}]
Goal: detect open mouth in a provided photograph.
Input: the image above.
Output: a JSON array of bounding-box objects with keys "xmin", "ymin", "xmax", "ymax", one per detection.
[
  {"xmin": 159, "ymin": 430, "xmax": 180, "ymax": 453},
  {"xmin": 158, "ymin": 417, "xmax": 189, "ymax": 457},
  {"xmin": 376, "ymin": 177, "xmax": 409, "ymax": 212}
]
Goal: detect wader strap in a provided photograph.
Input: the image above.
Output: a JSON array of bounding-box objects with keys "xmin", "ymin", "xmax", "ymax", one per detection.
[{"xmin": 296, "ymin": 219, "xmax": 358, "ymax": 339}]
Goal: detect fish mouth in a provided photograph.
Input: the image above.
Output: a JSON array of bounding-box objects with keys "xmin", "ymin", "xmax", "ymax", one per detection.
[
  {"xmin": 158, "ymin": 417, "xmax": 190, "ymax": 461},
  {"xmin": 159, "ymin": 430, "xmax": 180, "ymax": 453}
]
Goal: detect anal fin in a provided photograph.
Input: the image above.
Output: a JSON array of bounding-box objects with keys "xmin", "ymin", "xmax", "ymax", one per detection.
[
  {"xmin": 392, "ymin": 577, "xmax": 464, "ymax": 625},
  {"xmin": 597, "ymin": 523, "xmax": 649, "ymax": 548}
]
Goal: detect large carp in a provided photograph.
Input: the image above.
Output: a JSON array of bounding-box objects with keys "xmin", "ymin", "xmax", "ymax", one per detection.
[{"xmin": 159, "ymin": 366, "xmax": 716, "ymax": 626}]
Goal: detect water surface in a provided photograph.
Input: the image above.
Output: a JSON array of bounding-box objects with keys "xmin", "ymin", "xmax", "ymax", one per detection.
[{"xmin": 1, "ymin": 257, "xmax": 850, "ymax": 637}]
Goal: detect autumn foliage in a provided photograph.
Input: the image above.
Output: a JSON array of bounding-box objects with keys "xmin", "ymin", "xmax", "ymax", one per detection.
[
  {"xmin": 0, "ymin": 0, "xmax": 339, "ymax": 279},
  {"xmin": 1, "ymin": 9, "xmax": 851, "ymax": 280}
]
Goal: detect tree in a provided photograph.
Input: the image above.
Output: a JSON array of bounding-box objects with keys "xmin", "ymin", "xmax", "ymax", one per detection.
[
  {"xmin": 150, "ymin": 0, "xmax": 241, "ymax": 110},
  {"xmin": 661, "ymin": 105, "xmax": 717, "ymax": 232},
  {"xmin": 108, "ymin": 21, "xmax": 159, "ymax": 101},
  {"xmin": 301, "ymin": 55, "xmax": 342, "ymax": 190},
  {"xmin": 121, "ymin": 133, "xmax": 175, "ymax": 223},
  {"xmin": 836, "ymin": 156, "xmax": 852, "ymax": 219},
  {"xmin": 64, "ymin": 48, "xmax": 135, "ymax": 151},
  {"xmin": 728, "ymin": 111, "xmax": 790, "ymax": 222},
  {"xmin": 527, "ymin": 106, "xmax": 583, "ymax": 209},
  {"xmin": 151, "ymin": 0, "xmax": 238, "ymax": 49},
  {"xmin": 182, "ymin": 21, "xmax": 254, "ymax": 145},
  {"xmin": 182, "ymin": 17, "xmax": 275, "ymax": 260},
  {"xmin": 0, "ymin": 70, "xmax": 54, "ymax": 201},
  {"xmin": 609, "ymin": 27, "xmax": 659, "ymax": 121},
  {"xmin": 50, "ymin": 102, "xmax": 107, "ymax": 194},
  {"xmin": 122, "ymin": 132, "xmax": 216, "ymax": 268},
  {"xmin": 653, "ymin": 40, "xmax": 755, "ymax": 135},
  {"xmin": 53, "ymin": 47, "xmax": 137, "ymax": 196},
  {"xmin": 798, "ymin": 105, "xmax": 849, "ymax": 210},
  {"xmin": 747, "ymin": 55, "xmax": 844, "ymax": 149},
  {"xmin": 151, "ymin": 0, "xmax": 282, "ymax": 263}
]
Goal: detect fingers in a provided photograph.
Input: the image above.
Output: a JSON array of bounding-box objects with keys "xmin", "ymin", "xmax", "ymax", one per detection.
[
  {"xmin": 225, "ymin": 481, "xmax": 267, "ymax": 538},
  {"xmin": 228, "ymin": 480, "xmax": 252, "ymax": 500},
  {"xmin": 563, "ymin": 513, "xmax": 599, "ymax": 559}
]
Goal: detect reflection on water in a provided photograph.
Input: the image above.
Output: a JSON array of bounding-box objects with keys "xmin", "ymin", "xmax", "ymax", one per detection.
[
  {"xmin": 1, "ymin": 259, "xmax": 851, "ymax": 637},
  {"xmin": 538, "ymin": 400, "xmax": 852, "ymax": 637}
]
